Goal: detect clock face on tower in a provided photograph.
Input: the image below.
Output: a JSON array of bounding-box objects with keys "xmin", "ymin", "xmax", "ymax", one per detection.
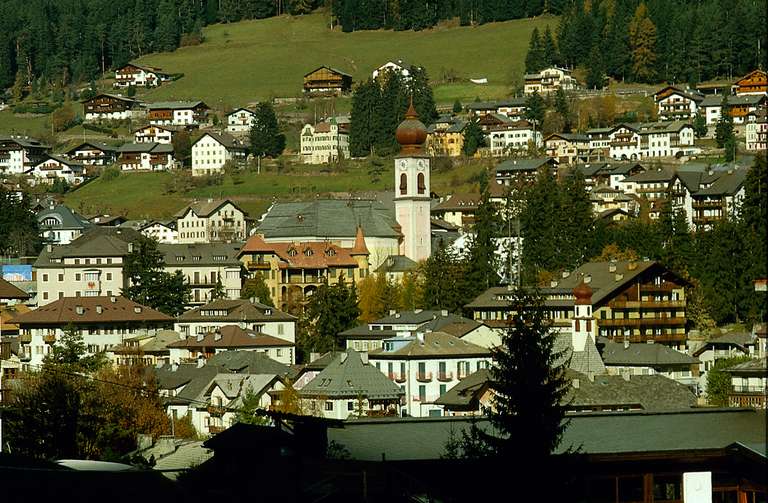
[
  {"xmin": 417, "ymin": 160, "xmax": 426, "ymax": 171},
  {"xmin": 399, "ymin": 160, "xmax": 408, "ymax": 171}
]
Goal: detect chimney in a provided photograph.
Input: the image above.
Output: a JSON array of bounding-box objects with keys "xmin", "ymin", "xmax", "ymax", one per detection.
[
  {"xmin": 128, "ymin": 243, "xmax": 134, "ymax": 253},
  {"xmin": 441, "ymin": 309, "xmax": 448, "ymax": 317},
  {"xmin": 627, "ymin": 262, "xmax": 637, "ymax": 271},
  {"xmin": 360, "ymin": 352, "xmax": 369, "ymax": 365},
  {"xmin": 614, "ymin": 273, "xmax": 624, "ymax": 282},
  {"xmin": 416, "ymin": 332, "xmax": 425, "ymax": 343},
  {"xmin": 414, "ymin": 308, "xmax": 422, "ymax": 314},
  {"xmin": 134, "ymin": 306, "xmax": 142, "ymax": 314},
  {"xmin": 623, "ymin": 337, "xmax": 630, "ymax": 349},
  {"xmin": 609, "ymin": 263, "xmax": 617, "ymax": 273},
  {"xmin": 196, "ymin": 333, "xmax": 205, "ymax": 342},
  {"xmin": 110, "ymin": 296, "xmax": 117, "ymax": 303},
  {"xmin": 47, "ymin": 244, "xmax": 52, "ymax": 253},
  {"xmin": 550, "ymin": 280, "xmax": 558, "ymax": 287},
  {"xmin": 250, "ymin": 296, "xmax": 258, "ymax": 304},
  {"xmin": 197, "ymin": 357, "xmax": 205, "ymax": 368},
  {"xmin": 96, "ymin": 305, "xmax": 103, "ymax": 314},
  {"xmin": 389, "ymin": 309, "xmax": 396, "ymax": 316},
  {"xmin": 562, "ymin": 271, "xmax": 570, "ymax": 278},
  {"xmin": 572, "ymin": 378, "xmax": 580, "ymax": 389},
  {"xmin": 395, "ymin": 313, "xmax": 401, "ymax": 319},
  {"xmin": 214, "ymin": 328, "xmax": 222, "ymax": 341},
  {"xmin": 341, "ymin": 352, "xmax": 348, "ymax": 363},
  {"xmin": 622, "ymin": 371, "xmax": 631, "ymax": 381},
  {"xmin": 171, "ymin": 363, "xmax": 178, "ymax": 371},
  {"xmin": 584, "ymin": 274, "xmax": 592, "ymax": 284}
]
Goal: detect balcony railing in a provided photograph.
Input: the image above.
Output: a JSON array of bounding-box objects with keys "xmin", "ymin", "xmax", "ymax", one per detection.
[
  {"xmin": 43, "ymin": 334, "xmax": 57, "ymax": 344},
  {"xmin": 732, "ymin": 385, "xmax": 767, "ymax": 394},
  {"xmin": 598, "ymin": 317, "xmax": 686, "ymax": 327},
  {"xmin": 412, "ymin": 396, "xmax": 427, "ymax": 403},
  {"xmin": 19, "ymin": 333, "xmax": 32, "ymax": 343},
  {"xmin": 207, "ymin": 405, "xmax": 226, "ymax": 417},
  {"xmin": 208, "ymin": 425, "xmax": 225, "ymax": 434},
  {"xmin": 609, "ymin": 300, "xmax": 685, "ymax": 309},
  {"xmin": 416, "ymin": 372, "xmax": 433, "ymax": 383},
  {"xmin": 388, "ymin": 372, "xmax": 406, "ymax": 383},
  {"xmin": 247, "ymin": 261, "xmax": 271, "ymax": 270},
  {"xmin": 602, "ymin": 333, "xmax": 686, "ymax": 343},
  {"xmin": 437, "ymin": 372, "xmax": 454, "ymax": 382}
]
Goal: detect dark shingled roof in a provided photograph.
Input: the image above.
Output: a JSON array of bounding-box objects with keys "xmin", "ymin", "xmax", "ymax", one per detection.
[
  {"xmin": 168, "ymin": 325, "xmax": 294, "ymax": 349},
  {"xmin": 694, "ymin": 167, "xmax": 748, "ymax": 196},
  {"xmin": 329, "ymin": 409, "xmax": 766, "ymax": 461},
  {"xmin": 37, "ymin": 204, "xmax": 92, "ymax": 231},
  {"xmin": 299, "ymin": 349, "xmax": 404, "ymax": 400},
  {"xmin": 191, "ymin": 131, "xmax": 247, "ymax": 150},
  {"xmin": 160, "ymin": 242, "xmax": 242, "ymax": 267},
  {"xmin": 256, "ymin": 200, "xmax": 400, "ymax": 239},
  {"xmin": 369, "ymin": 331, "xmax": 491, "ymax": 359},
  {"xmin": 433, "ymin": 368, "xmax": 492, "ymax": 408},
  {"xmin": 724, "ymin": 357, "xmax": 767, "ymax": 375},
  {"xmin": 374, "ymin": 255, "xmax": 418, "ymax": 274},
  {"xmin": 566, "ymin": 371, "xmax": 697, "ymax": 411},
  {"xmin": 205, "ymin": 350, "xmax": 290, "ymax": 375},
  {"xmin": 34, "ymin": 227, "xmax": 143, "ymax": 265},
  {"xmin": 176, "ymin": 298, "xmax": 295, "ymax": 323},
  {"xmin": 600, "ymin": 338, "xmax": 698, "ymax": 367},
  {"xmin": 174, "ymin": 198, "xmax": 246, "ymax": 219}
]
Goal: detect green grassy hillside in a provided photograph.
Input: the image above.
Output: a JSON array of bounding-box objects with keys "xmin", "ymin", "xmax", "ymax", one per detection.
[{"xmin": 138, "ymin": 13, "xmax": 557, "ymax": 108}]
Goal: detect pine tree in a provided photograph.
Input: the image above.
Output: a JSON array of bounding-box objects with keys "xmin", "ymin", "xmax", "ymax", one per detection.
[
  {"xmin": 524, "ymin": 91, "xmax": 546, "ymax": 128},
  {"xmin": 628, "ymin": 2, "xmax": 657, "ymax": 82},
  {"xmin": 541, "ymin": 25, "xmax": 559, "ymax": 67},
  {"xmin": 585, "ymin": 43, "xmax": 605, "ymax": 90},
  {"xmin": 465, "ymin": 171, "xmax": 500, "ymax": 295},
  {"xmin": 525, "ymin": 27, "xmax": 545, "ymax": 73},
  {"xmin": 693, "ymin": 111, "xmax": 707, "ymax": 138},
  {"xmin": 155, "ymin": 0, "xmax": 179, "ymax": 52},
  {"xmin": 452, "ymin": 100, "xmax": 463, "ymax": 114},
  {"xmin": 553, "ymin": 88, "xmax": 572, "ymax": 133},
  {"xmin": 462, "ymin": 119, "xmax": 485, "ymax": 156},
  {"xmin": 122, "ymin": 236, "xmax": 191, "ymax": 316},
  {"xmin": 473, "ymin": 286, "xmax": 570, "ymax": 494},
  {"xmin": 714, "ymin": 96, "xmax": 734, "ymax": 149},
  {"xmin": 249, "ymin": 101, "xmax": 285, "ymax": 158},
  {"xmin": 349, "ymin": 79, "xmax": 381, "ymax": 157},
  {"xmin": 241, "ymin": 273, "xmax": 274, "ymax": 306},
  {"xmin": 409, "ymin": 65, "xmax": 438, "ymax": 124}
]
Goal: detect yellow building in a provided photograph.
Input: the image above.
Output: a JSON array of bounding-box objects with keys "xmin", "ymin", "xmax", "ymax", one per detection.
[
  {"xmin": 239, "ymin": 227, "xmax": 370, "ymax": 311},
  {"xmin": 425, "ymin": 116, "xmax": 466, "ymax": 157}
]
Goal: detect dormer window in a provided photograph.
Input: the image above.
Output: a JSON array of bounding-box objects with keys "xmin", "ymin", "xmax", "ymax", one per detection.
[
  {"xmin": 325, "ymin": 248, "xmax": 336, "ymax": 257},
  {"xmin": 287, "ymin": 248, "xmax": 297, "ymax": 257},
  {"xmin": 192, "ymin": 256, "xmax": 201, "ymax": 262},
  {"xmin": 175, "ymin": 256, "xmax": 185, "ymax": 262},
  {"xmin": 303, "ymin": 248, "xmax": 313, "ymax": 257}
]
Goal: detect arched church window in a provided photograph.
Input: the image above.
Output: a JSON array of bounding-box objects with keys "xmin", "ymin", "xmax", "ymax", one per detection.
[
  {"xmin": 400, "ymin": 173, "xmax": 408, "ymax": 195},
  {"xmin": 417, "ymin": 173, "xmax": 426, "ymax": 194}
]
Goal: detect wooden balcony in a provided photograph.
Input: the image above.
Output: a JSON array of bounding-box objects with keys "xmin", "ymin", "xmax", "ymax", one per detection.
[
  {"xmin": 416, "ymin": 372, "xmax": 433, "ymax": 383},
  {"xmin": 208, "ymin": 425, "xmax": 226, "ymax": 434},
  {"xmin": 598, "ymin": 317, "xmax": 686, "ymax": 327},
  {"xmin": 602, "ymin": 333, "xmax": 686, "ymax": 344},
  {"xmin": 609, "ymin": 300, "xmax": 686, "ymax": 309},
  {"xmin": 247, "ymin": 261, "xmax": 271, "ymax": 270},
  {"xmin": 207, "ymin": 405, "xmax": 226, "ymax": 417},
  {"xmin": 388, "ymin": 372, "xmax": 406, "ymax": 383},
  {"xmin": 639, "ymin": 282, "xmax": 678, "ymax": 293},
  {"xmin": 19, "ymin": 333, "xmax": 31, "ymax": 343},
  {"xmin": 692, "ymin": 200, "xmax": 723, "ymax": 209},
  {"xmin": 43, "ymin": 334, "xmax": 57, "ymax": 344},
  {"xmin": 728, "ymin": 393, "xmax": 766, "ymax": 409}
]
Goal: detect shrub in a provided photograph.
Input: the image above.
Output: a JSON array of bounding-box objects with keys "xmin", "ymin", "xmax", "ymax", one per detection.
[{"xmin": 101, "ymin": 166, "xmax": 121, "ymax": 182}]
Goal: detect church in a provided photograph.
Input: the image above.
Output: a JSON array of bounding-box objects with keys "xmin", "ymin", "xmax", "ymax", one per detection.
[{"xmin": 253, "ymin": 101, "xmax": 433, "ymax": 271}]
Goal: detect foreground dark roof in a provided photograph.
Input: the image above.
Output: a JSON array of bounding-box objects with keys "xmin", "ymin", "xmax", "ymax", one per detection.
[
  {"xmin": 34, "ymin": 227, "xmax": 142, "ymax": 264},
  {"xmin": 168, "ymin": 325, "xmax": 294, "ymax": 349},
  {"xmin": 566, "ymin": 371, "xmax": 697, "ymax": 411},
  {"xmin": 600, "ymin": 338, "xmax": 698, "ymax": 366},
  {"xmin": 329, "ymin": 409, "xmax": 765, "ymax": 461},
  {"xmin": 0, "ymin": 278, "xmax": 30, "ymax": 300}
]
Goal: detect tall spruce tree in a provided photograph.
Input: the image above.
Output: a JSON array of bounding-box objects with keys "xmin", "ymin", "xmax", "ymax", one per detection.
[
  {"xmin": 249, "ymin": 101, "xmax": 285, "ymax": 158},
  {"xmin": 462, "ymin": 119, "xmax": 485, "ymax": 156},
  {"xmin": 628, "ymin": 2, "xmax": 657, "ymax": 82},
  {"xmin": 465, "ymin": 172, "xmax": 500, "ymax": 295},
  {"xmin": 524, "ymin": 91, "xmax": 546, "ymax": 127},
  {"xmin": 541, "ymin": 25, "xmax": 559, "ymax": 67},
  {"xmin": 525, "ymin": 27, "xmax": 545, "ymax": 73},
  {"xmin": 715, "ymin": 95, "xmax": 735, "ymax": 149}
]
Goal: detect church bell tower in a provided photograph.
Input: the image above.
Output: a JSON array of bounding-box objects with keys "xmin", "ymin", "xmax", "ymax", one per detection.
[{"xmin": 394, "ymin": 100, "xmax": 431, "ymax": 262}]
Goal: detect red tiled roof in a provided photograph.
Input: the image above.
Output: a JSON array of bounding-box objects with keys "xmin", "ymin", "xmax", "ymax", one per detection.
[
  {"xmin": 168, "ymin": 325, "xmax": 294, "ymax": 348},
  {"xmin": 350, "ymin": 226, "xmax": 369, "ymax": 256},
  {"xmin": 10, "ymin": 296, "xmax": 173, "ymax": 325},
  {"xmin": 240, "ymin": 236, "xmax": 360, "ymax": 269}
]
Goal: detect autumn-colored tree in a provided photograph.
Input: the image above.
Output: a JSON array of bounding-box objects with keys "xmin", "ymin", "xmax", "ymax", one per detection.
[
  {"xmin": 271, "ymin": 380, "xmax": 304, "ymax": 415},
  {"xmin": 593, "ymin": 243, "xmax": 640, "ymax": 262},
  {"xmin": 51, "ymin": 103, "xmax": 76, "ymax": 132},
  {"xmin": 628, "ymin": 2, "xmax": 657, "ymax": 82}
]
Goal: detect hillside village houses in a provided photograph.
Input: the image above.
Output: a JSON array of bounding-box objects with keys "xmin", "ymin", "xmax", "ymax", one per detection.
[
  {"xmin": 488, "ymin": 120, "xmax": 543, "ymax": 156},
  {"xmin": 167, "ymin": 325, "xmax": 295, "ymax": 365},
  {"xmin": 147, "ymin": 101, "xmax": 210, "ymax": 126},
  {"xmin": 299, "ymin": 119, "xmax": 350, "ymax": 164},
  {"xmin": 191, "ymin": 131, "xmax": 248, "ymax": 176},
  {"xmin": 544, "ymin": 132, "xmax": 591, "ymax": 164},
  {"xmin": 466, "ymin": 98, "xmax": 528, "ymax": 121},
  {"xmin": 113, "ymin": 63, "xmax": 170, "ymax": 88},
  {"xmin": 82, "ymin": 93, "xmax": 143, "ymax": 122},
  {"xmin": 724, "ymin": 357, "xmax": 767, "ymax": 409},
  {"xmin": 372, "ymin": 59, "xmax": 414, "ymax": 81},
  {"xmin": 117, "ymin": 142, "xmax": 175, "ymax": 171},
  {"xmin": 11, "ymin": 295, "xmax": 173, "ymax": 368},
  {"xmin": 619, "ymin": 167, "xmax": 676, "ymax": 219},
  {"xmin": 63, "ymin": 142, "xmax": 118, "ymax": 167},
  {"xmin": 746, "ymin": 109, "xmax": 767, "ymax": 152},
  {"xmin": 0, "ymin": 136, "xmax": 50, "ymax": 175},
  {"xmin": 30, "ymin": 155, "xmax": 85, "ymax": 186},
  {"xmin": 226, "ymin": 107, "xmax": 257, "ymax": 133},
  {"xmin": 523, "ymin": 67, "xmax": 578, "ymax": 95},
  {"xmin": 605, "ymin": 121, "xmax": 696, "ymax": 160},
  {"xmin": 159, "ymin": 242, "xmax": 243, "ymax": 304},
  {"xmin": 653, "ymin": 86, "xmax": 705, "ymax": 121},
  {"xmin": 175, "ymin": 199, "xmax": 247, "ymax": 244},
  {"xmin": 133, "ymin": 124, "xmax": 177, "ymax": 144},
  {"xmin": 139, "ymin": 220, "xmax": 178, "ymax": 244},
  {"xmin": 303, "ymin": 66, "xmax": 353, "ymax": 95},
  {"xmin": 699, "ymin": 94, "xmax": 767, "ymax": 127},
  {"xmin": 575, "ymin": 161, "xmax": 646, "ymax": 191},
  {"xmin": 731, "ymin": 68, "xmax": 768, "ymax": 96}
]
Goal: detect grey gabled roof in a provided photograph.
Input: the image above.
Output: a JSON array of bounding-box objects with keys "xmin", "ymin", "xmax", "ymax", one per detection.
[
  {"xmin": 374, "ymin": 255, "xmax": 418, "ymax": 274},
  {"xmin": 256, "ymin": 199, "xmax": 400, "ymax": 239},
  {"xmin": 177, "ymin": 299, "xmax": 295, "ymax": 323},
  {"xmin": 192, "ymin": 131, "xmax": 247, "ymax": 150},
  {"xmin": 495, "ymin": 157, "xmax": 556, "ymax": 173},
  {"xmin": 369, "ymin": 331, "xmax": 491, "ymax": 359},
  {"xmin": 299, "ymin": 349, "xmax": 403, "ymax": 400},
  {"xmin": 700, "ymin": 94, "xmax": 766, "ymax": 107},
  {"xmin": 117, "ymin": 142, "xmax": 174, "ymax": 154},
  {"xmin": 556, "ymin": 334, "xmax": 607, "ymax": 375},
  {"xmin": 599, "ymin": 338, "xmax": 698, "ymax": 367},
  {"xmin": 160, "ymin": 242, "xmax": 243, "ymax": 267},
  {"xmin": 37, "ymin": 204, "xmax": 92, "ymax": 231},
  {"xmin": 205, "ymin": 350, "xmax": 290, "ymax": 375},
  {"xmin": 724, "ymin": 357, "xmax": 767, "ymax": 375},
  {"xmin": 566, "ymin": 371, "xmax": 697, "ymax": 411},
  {"xmin": 623, "ymin": 167, "xmax": 676, "ymax": 183},
  {"xmin": 173, "ymin": 198, "xmax": 246, "ymax": 219},
  {"xmin": 34, "ymin": 226, "xmax": 142, "ymax": 265},
  {"xmin": 433, "ymin": 368, "xmax": 491, "ymax": 408},
  {"xmin": 694, "ymin": 167, "xmax": 747, "ymax": 196},
  {"xmin": 64, "ymin": 141, "xmax": 118, "ymax": 155}
]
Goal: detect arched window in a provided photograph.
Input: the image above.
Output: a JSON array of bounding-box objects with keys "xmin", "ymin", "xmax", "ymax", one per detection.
[
  {"xmin": 417, "ymin": 173, "xmax": 426, "ymax": 194},
  {"xmin": 400, "ymin": 173, "xmax": 407, "ymax": 195}
]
